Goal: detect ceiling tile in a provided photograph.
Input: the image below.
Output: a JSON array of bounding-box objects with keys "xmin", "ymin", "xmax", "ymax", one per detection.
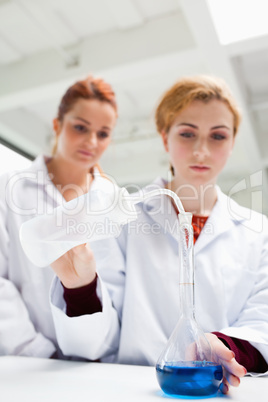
[
  {"xmin": 21, "ymin": 0, "xmax": 79, "ymax": 47},
  {"xmin": 133, "ymin": 0, "xmax": 180, "ymax": 19},
  {"xmin": 105, "ymin": 0, "xmax": 143, "ymax": 29},
  {"xmin": 0, "ymin": 37, "xmax": 21, "ymax": 64},
  {"xmin": 53, "ymin": 0, "xmax": 116, "ymax": 38},
  {"xmin": 235, "ymin": 50, "xmax": 268, "ymax": 100},
  {"xmin": 0, "ymin": 2, "xmax": 51, "ymax": 54}
]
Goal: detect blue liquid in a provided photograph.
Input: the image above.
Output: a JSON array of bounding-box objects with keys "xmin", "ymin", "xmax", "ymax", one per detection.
[{"xmin": 156, "ymin": 361, "xmax": 223, "ymax": 397}]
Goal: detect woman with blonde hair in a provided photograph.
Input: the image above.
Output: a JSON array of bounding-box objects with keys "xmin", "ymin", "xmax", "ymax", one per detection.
[{"xmin": 50, "ymin": 75, "xmax": 268, "ymax": 392}]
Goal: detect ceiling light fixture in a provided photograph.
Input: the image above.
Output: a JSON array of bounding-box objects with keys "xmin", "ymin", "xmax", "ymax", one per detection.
[{"xmin": 206, "ymin": 0, "xmax": 268, "ymax": 45}]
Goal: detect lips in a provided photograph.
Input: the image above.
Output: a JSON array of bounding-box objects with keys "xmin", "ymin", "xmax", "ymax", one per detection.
[
  {"xmin": 78, "ymin": 149, "xmax": 94, "ymax": 157},
  {"xmin": 190, "ymin": 165, "xmax": 210, "ymax": 171}
]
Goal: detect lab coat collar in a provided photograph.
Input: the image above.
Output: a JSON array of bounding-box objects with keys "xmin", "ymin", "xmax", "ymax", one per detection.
[
  {"xmin": 21, "ymin": 154, "xmax": 54, "ymax": 187},
  {"xmin": 23, "ymin": 155, "xmax": 65, "ymax": 206},
  {"xmin": 139, "ymin": 178, "xmax": 248, "ymax": 253},
  {"xmin": 138, "ymin": 177, "xmax": 180, "ymax": 242},
  {"xmin": 90, "ymin": 170, "xmax": 119, "ymax": 194},
  {"xmin": 192, "ymin": 186, "xmax": 248, "ymax": 255}
]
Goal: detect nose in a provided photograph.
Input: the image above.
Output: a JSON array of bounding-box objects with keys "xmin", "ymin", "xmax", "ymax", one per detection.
[
  {"xmin": 87, "ymin": 131, "xmax": 98, "ymax": 147},
  {"xmin": 193, "ymin": 139, "xmax": 209, "ymax": 160}
]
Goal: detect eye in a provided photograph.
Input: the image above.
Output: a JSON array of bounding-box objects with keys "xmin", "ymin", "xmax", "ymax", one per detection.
[
  {"xmin": 97, "ymin": 131, "xmax": 110, "ymax": 139},
  {"xmin": 180, "ymin": 132, "xmax": 194, "ymax": 138},
  {"xmin": 211, "ymin": 133, "xmax": 226, "ymax": 140},
  {"xmin": 74, "ymin": 124, "xmax": 87, "ymax": 133}
]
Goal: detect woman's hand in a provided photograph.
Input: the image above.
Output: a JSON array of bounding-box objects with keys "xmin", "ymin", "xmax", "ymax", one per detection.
[
  {"xmin": 205, "ymin": 333, "xmax": 247, "ymax": 394},
  {"xmin": 50, "ymin": 243, "xmax": 96, "ymax": 289}
]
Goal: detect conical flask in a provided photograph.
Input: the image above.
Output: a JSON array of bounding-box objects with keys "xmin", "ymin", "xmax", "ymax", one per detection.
[{"xmin": 156, "ymin": 213, "xmax": 223, "ymax": 397}]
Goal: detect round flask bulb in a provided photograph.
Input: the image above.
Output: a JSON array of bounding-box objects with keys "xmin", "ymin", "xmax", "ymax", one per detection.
[
  {"xmin": 156, "ymin": 215, "xmax": 223, "ymax": 397},
  {"xmin": 155, "ymin": 316, "xmax": 223, "ymax": 396},
  {"xmin": 156, "ymin": 360, "xmax": 223, "ymax": 397}
]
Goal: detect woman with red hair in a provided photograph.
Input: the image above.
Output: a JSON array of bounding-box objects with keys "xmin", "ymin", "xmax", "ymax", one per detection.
[{"xmin": 0, "ymin": 75, "xmax": 118, "ymax": 358}]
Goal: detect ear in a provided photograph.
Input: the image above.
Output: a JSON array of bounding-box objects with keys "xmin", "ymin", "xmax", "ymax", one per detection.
[
  {"xmin": 161, "ymin": 130, "xmax": 169, "ymax": 152},
  {"xmin": 53, "ymin": 118, "xmax": 61, "ymax": 136}
]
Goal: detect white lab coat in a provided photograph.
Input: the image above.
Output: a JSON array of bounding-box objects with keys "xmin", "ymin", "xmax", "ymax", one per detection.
[
  {"xmin": 0, "ymin": 155, "xmax": 111, "ymax": 358},
  {"xmin": 51, "ymin": 178, "xmax": 268, "ymax": 372}
]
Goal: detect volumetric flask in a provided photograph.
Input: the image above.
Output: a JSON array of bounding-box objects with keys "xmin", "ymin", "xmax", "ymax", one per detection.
[{"xmin": 156, "ymin": 214, "xmax": 223, "ymax": 397}]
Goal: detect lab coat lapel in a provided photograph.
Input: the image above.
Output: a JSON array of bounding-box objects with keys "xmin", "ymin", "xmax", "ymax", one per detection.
[
  {"xmin": 142, "ymin": 181, "xmax": 245, "ymax": 255},
  {"xmin": 23, "ymin": 155, "xmax": 65, "ymax": 207},
  {"xmin": 194, "ymin": 187, "xmax": 244, "ymax": 255}
]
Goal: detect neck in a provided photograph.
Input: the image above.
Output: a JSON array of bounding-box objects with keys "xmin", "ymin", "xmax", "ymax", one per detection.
[
  {"xmin": 167, "ymin": 179, "xmax": 217, "ymax": 216},
  {"xmin": 46, "ymin": 156, "xmax": 93, "ymax": 200}
]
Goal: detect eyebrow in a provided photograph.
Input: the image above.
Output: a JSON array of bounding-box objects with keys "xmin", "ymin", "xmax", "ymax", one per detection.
[
  {"xmin": 75, "ymin": 117, "xmax": 111, "ymax": 130},
  {"xmin": 177, "ymin": 123, "xmax": 197, "ymax": 128},
  {"xmin": 75, "ymin": 117, "xmax": 90, "ymax": 125},
  {"xmin": 212, "ymin": 125, "xmax": 231, "ymax": 131},
  {"xmin": 177, "ymin": 123, "xmax": 231, "ymax": 130}
]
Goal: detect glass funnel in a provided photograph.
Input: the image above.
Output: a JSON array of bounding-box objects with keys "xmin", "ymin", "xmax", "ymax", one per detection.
[{"xmin": 156, "ymin": 213, "xmax": 223, "ymax": 397}]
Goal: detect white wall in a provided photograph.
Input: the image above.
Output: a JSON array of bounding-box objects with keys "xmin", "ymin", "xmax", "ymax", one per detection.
[{"xmin": 0, "ymin": 144, "xmax": 31, "ymax": 176}]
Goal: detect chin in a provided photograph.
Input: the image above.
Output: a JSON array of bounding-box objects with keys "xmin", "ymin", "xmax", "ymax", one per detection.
[
  {"xmin": 75, "ymin": 157, "xmax": 95, "ymax": 168},
  {"xmin": 188, "ymin": 176, "xmax": 215, "ymax": 188}
]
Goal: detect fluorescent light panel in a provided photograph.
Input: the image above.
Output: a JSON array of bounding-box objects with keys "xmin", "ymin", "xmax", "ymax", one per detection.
[{"xmin": 206, "ymin": 0, "xmax": 268, "ymax": 44}]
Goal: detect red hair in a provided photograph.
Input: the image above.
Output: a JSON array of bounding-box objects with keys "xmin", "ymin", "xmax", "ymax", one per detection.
[
  {"xmin": 57, "ymin": 75, "xmax": 118, "ymax": 122},
  {"xmin": 52, "ymin": 75, "xmax": 117, "ymax": 157}
]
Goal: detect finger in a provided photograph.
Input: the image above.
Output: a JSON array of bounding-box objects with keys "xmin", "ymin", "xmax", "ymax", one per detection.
[
  {"xmin": 216, "ymin": 348, "xmax": 235, "ymax": 362},
  {"xmin": 222, "ymin": 358, "xmax": 247, "ymax": 378},
  {"xmin": 206, "ymin": 333, "xmax": 235, "ymax": 363},
  {"xmin": 224, "ymin": 372, "xmax": 240, "ymax": 387},
  {"xmin": 220, "ymin": 372, "xmax": 239, "ymax": 394},
  {"xmin": 211, "ymin": 341, "xmax": 235, "ymax": 362},
  {"xmin": 185, "ymin": 341, "xmax": 197, "ymax": 361},
  {"xmin": 219, "ymin": 377, "xmax": 229, "ymax": 394}
]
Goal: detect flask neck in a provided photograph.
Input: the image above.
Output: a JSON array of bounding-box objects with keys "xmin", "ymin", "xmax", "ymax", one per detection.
[
  {"xmin": 179, "ymin": 283, "xmax": 195, "ymax": 318},
  {"xmin": 179, "ymin": 223, "xmax": 195, "ymax": 319}
]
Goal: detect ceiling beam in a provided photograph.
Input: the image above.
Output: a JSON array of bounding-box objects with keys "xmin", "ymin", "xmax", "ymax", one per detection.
[
  {"xmin": 105, "ymin": 0, "xmax": 144, "ymax": 29},
  {"xmin": 0, "ymin": 119, "xmax": 41, "ymax": 156},
  {"xmin": 226, "ymin": 34, "xmax": 268, "ymax": 58},
  {"xmin": 0, "ymin": 11, "xmax": 195, "ymax": 111},
  {"xmin": 0, "ymin": 48, "xmax": 201, "ymax": 114},
  {"xmin": 0, "ymin": 107, "xmax": 50, "ymax": 155}
]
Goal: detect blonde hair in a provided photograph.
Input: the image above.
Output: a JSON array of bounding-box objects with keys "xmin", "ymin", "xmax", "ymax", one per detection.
[{"xmin": 155, "ymin": 75, "xmax": 242, "ymax": 136}]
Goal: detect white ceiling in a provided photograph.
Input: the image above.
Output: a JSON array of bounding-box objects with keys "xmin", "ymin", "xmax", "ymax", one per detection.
[{"xmin": 0, "ymin": 0, "xmax": 268, "ymax": 214}]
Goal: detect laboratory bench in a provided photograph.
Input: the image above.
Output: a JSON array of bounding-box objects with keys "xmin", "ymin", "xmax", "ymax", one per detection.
[{"xmin": 0, "ymin": 356, "xmax": 267, "ymax": 402}]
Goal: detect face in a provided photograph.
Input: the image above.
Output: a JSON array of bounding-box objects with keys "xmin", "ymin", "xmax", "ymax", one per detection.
[
  {"xmin": 53, "ymin": 98, "xmax": 117, "ymax": 169},
  {"xmin": 161, "ymin": 99, "xmax": 235, "ymax": 187}
]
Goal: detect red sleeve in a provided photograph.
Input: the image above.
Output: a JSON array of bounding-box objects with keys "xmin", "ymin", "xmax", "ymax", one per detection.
[
  {"xmin": 213, "ymin": 331, "xmax": 268, "ymax": 373},
  {"xmin": 62, "ymin": 274, "xmax": 102, "ymax": 317}
]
